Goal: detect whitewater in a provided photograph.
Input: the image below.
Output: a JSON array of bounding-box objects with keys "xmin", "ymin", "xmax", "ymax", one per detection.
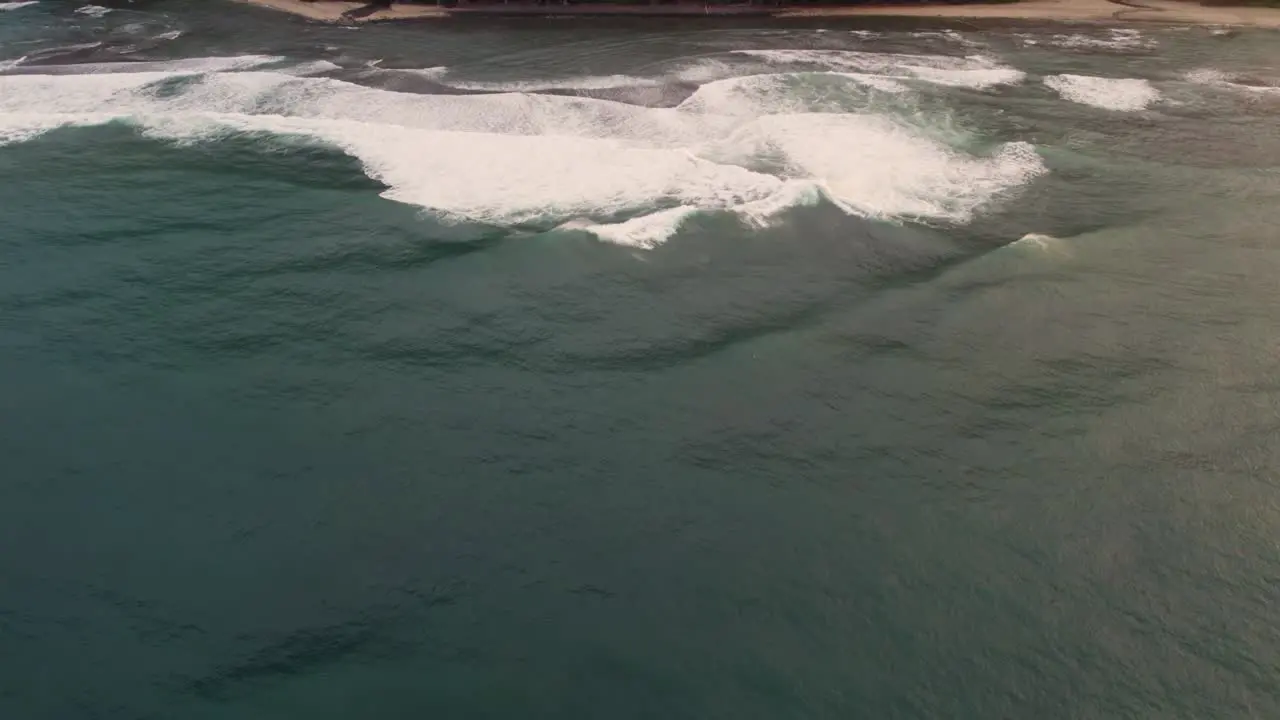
[
  {"xmin": 2, "ymin": 17, "xmax": 1269, "ymax": 247},
  {"xmin": 0, "ymin": 47, "xmax": 1057, "ymax": 247}
]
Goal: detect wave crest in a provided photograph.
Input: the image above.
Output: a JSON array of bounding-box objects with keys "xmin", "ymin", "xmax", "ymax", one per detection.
[{"xmin": 0, "ymin": 53, "xmax": 1046, "ymax": 246}]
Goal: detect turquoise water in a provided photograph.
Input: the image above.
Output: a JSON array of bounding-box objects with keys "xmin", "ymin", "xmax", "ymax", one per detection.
[{"xmin": 3, "ymin": 2, "xmax": 1280, "ymax": 718}]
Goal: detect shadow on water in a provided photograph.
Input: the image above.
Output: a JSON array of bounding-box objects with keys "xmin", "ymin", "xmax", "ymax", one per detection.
[
  {"xmin": 0, "ymin": 122, "xmax": 1023, "ymax": 379},
  {"xmin": 0, "ymin": 124, "xmax": 508, "ymax": 263}
]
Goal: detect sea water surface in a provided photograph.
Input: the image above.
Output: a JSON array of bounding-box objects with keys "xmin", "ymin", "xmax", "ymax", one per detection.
[{"xmin": 3, "ymin": 1, "xmax": 1280, "ymax": 718}]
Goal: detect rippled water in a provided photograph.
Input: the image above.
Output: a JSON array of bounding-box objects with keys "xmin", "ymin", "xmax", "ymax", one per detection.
[{"xmin": 3, "ymin": 2, "xmax": 1280, "ymax": 718}]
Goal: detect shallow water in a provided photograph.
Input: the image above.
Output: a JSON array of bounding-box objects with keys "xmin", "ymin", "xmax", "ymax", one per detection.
[{"xmin": 3, "ymin": 2, "xmax": 1280, "ymax": 718}]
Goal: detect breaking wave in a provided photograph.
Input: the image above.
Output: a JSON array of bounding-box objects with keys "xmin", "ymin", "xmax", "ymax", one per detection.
[
  {"xmin": 0, "ymin": 52, "xmax": 1047, "ymax": 247},
  {"xmin": 1044, "ymin": 74, "xmax": 1160, "ymax": 111}
]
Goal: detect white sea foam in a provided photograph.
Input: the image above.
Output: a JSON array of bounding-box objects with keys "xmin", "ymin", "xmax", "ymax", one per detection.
[
  {"xmin": 0, "ymin": 107, "xmax": 127, "ymax": 147},
  {"xmin": 843, "ymin": 74, "xmax": 911, "ymax": 94},
  {"xmin": 911, "ymin": 30, "xmax": 980, "ymax": 48},
  {"xmin": 733, "ymin": 49, "xmax": 1023, "ymax": 90},
  {"xmin": 0, "ymin": 114, "xmax": 77, "ymax": 145},
  {"xmin": 154, "ymin": 30, "xmax": 184, "ymax": 42},
  {"xmin": 1010, "ymin": 233, "xmax": 1066, "ymax": 254},
  {"xmin": 1186, "ymin": 68, "xmax": 1280, "ymax": 95},
  {"xmin": 442, "ymin": 74, "xmax": 663, "ymax": 92},
  {"xmin": 678, "ymin": 72, "xmax": 910, "ymax": 119},
  {"xmin": 706, "ymin": 113, "xmax": 1043, "ymax": 222},
  {"xmin": 43, "ymin": 55, "xmax": 283, "ymax": 75},
  {"xmin": 0, "ymin": 53, "xmax": 1046, "ymax": 245},
  {"xmin": 0, "ymin": 71, "xmax": 175, "ymax": 115},
  {"xmin": 1187, "ymin": 68, "xmax": 1229, "ymax": 84},
  {"xmin": 907, "ymin": 65, "xmax": 1023, "ymax": 89},
  {"xmin": 372, "ymin": 64, "xmax": 447, "ymax": 79},
  {"xmin": 574, "ymin": 206, "xmax": 703, "ymax": 248},
  {"xmin": 1017, "ymin": 29, "xmax": 1155, "ymax": 51},
  {"xmin": 1043, "ymin": 74, "xmax": 1159, "ymax": 111},
  {"xmin": 0, "ymin": 57, "xmax": 25, "ymax": 72},
  {"xmin": 285, "ymin": 60, "xmax": 343, "ymax": 76},
  {"xmin": 75, "ymin": 4, "xmax": 110, "ymax": 16},
  {"xmin": 164, "ymin": 72, "xmax": 735, "ymax": 146},
  {"xmin": 0, "ymin": 1, "xmax": 39, "ymax": 10},
  {"xmin": 0, "ymin": 125, "xmax": 47, "ymax": 144},
  {"xmin": 736, "ymin": 180, "xmax": 824, "ymax": 226}
]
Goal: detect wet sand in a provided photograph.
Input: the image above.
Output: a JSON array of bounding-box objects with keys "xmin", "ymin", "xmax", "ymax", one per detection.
[{"xmin": 233, "ymin": 0, "xmax": 1280, "ymax": 27}]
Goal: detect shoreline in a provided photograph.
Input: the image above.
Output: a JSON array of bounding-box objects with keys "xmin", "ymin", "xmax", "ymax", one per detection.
[{"xmin": 231, "ymin": 0, "xmax": 1280, "ymax": 27}]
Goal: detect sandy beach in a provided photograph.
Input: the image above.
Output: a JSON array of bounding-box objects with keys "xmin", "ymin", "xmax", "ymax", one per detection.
[
  {"xmin": 233, "ymin": 0, "xmax": 446, "ymax": 21},
  {"xmin": 779, "ymin": 0, "xmax": 1280, "ymax": 26},
  {"xmin": 233, "ymin": 0, "xmax": 1280, "ymax": 27}
]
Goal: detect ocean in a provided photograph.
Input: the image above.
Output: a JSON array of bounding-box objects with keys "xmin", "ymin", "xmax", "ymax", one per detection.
[{"xmin": 3, "ymin": 1, "xmax": 1280, "ymax": 718}]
